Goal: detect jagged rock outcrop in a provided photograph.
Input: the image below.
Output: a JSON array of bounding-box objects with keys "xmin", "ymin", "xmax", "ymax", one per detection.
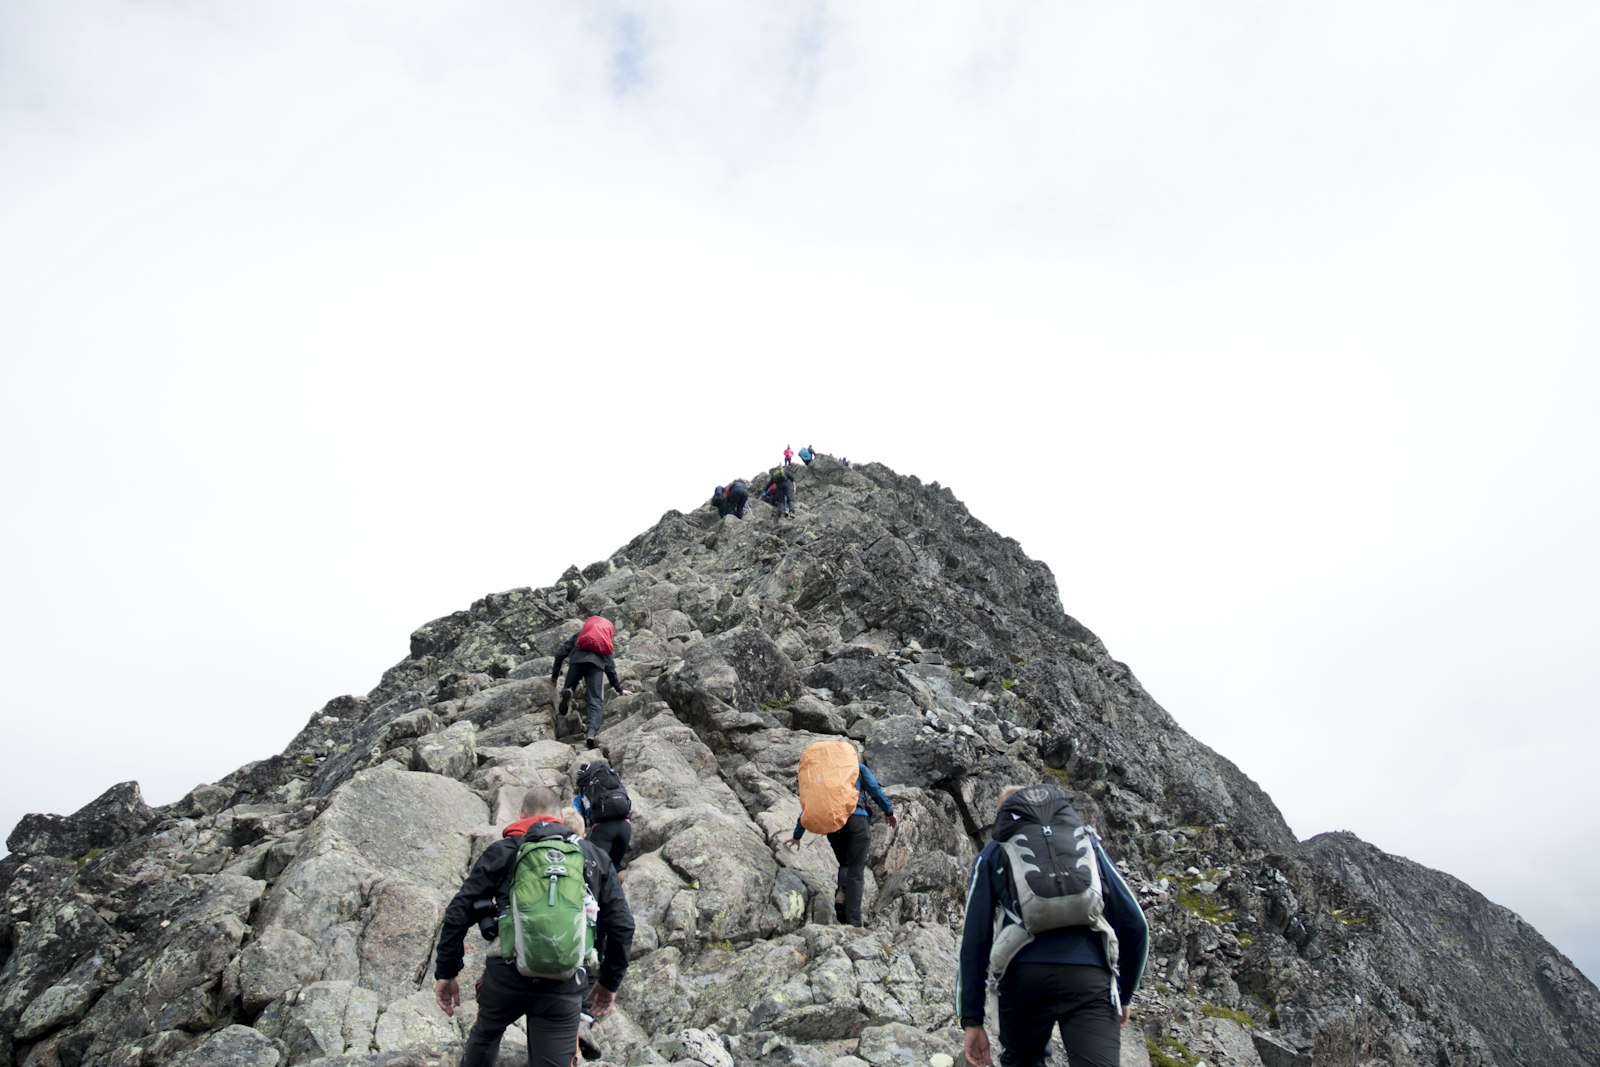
[{"xmin": 3, "ymin": 457, "xmax": 1596, "ymax": 1066}]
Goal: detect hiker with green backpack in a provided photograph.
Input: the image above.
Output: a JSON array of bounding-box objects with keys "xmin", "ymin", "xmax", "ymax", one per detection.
[{"xmin": 434, "ymin": 784, "xmax": 635, "ymax": 1067}]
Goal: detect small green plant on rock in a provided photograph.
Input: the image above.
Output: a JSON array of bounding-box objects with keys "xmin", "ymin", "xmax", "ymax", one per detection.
[
  {"xmin": 1330, "ymin": 907, "xmax": 1367, "ymax": 926},
  {"xmin": 998, "ymin": 677, "xmax": 1017, "ymax": 690},
  {"xmin": 1173, "ymin": 871, "xmax": 1235, "ymax": 924},
  {"xmin": 75, "ymin": 847, "xmax": 107, "ymax": 868},
  {"xmin": 1201, "ymin": 1002, "xmax": 1253, "ymax": 1027},
  {"xmin": 1043, "ymin": 767, "xmax": 1071, "ymax": 785},
  {"xmin": 707, "ymin": 939, "xmax": 736, "ymax": 951},
  {"xmin": 1147, "ymin": 1037, "xmax": 1200, "ymax": 1067}
]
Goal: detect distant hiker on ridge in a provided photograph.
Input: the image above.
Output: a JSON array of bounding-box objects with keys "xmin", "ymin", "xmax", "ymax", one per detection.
[
  {"xmin": 956, "ymin": 783, "xmax": 1149, "ymax": 1067},
  {"xmin": 552, "ymin": 615, "xmax": 631, "ymax": 750},
  {"xmin": 762, "ymin": 469, "xmax": 795, "ymax": 517},
  {"xmin": 713, "ymin": 479, "xmax": 748, "ymax": 519},
  {"xmin": 783, "ymin": 444, "xmax": 794, "ymax": 467},
  {"xmin": 433, "ymin": 784, "xmax": 635, "ymax": 1067},
  {"xmin": 798, "ymin": 444, "xmax": 814, "ymax": 466},
  {"xmin": 784, "ymin": 739, "xmax": 896, "ymax": 928}
]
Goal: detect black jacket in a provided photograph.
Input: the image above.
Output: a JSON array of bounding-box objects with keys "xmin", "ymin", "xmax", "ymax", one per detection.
[
  {"xmin": 434, "ymin": 818, "xmax": 635, "ymax": 992},
  {"xmin": 551, "ymin": 636, "xmax": 624, "ymax": 693}
]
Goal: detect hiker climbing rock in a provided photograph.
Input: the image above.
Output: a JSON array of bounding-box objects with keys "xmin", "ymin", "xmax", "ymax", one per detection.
[
  {"xmin": 552, "ymin": 616, "xmax": 631, "ymax": 749},
  {"xmin": 956, "ymin": 783, "xmax": 1149, "ymax": 1067},
  {"xmin": 798, "ymin": 444, "xmax": 814, "ymax": 466},
  {"xmin": 433, "ymin": 784, "xmax": 635, "ymax": 1067},
  {"xmin": 713, "ymin": 479, "xmax": 748, "ymax": 519},
  {"xmin": 761, "ymin": 470, "xmax": 795, "ymax": 517},
  {"xmin": 784, "ymin": 739, "xmax": 896, "ymax": 928},
  {"xmin": 575, "ymin": 759, "xmax": 633, "ymax": 875}
]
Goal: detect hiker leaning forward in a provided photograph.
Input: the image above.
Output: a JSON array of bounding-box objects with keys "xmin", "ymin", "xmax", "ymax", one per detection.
[
  {"xmin": 434, "ymin": 784, "xmax": 635, "ymax": 1067},
  {"xmin": 785, "ymin": 756, "xmax": 897, "ymax": 928}
]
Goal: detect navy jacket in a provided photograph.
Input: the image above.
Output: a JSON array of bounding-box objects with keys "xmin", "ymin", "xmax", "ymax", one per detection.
[{"xmin": 956, "ymin": 831, "xmax": 1147, "ymax": 1027}]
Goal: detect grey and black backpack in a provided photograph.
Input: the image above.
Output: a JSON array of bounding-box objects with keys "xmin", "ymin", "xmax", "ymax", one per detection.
[{"xmin": 986, "ymin": 784, "xmax": 1119, "ymax": 986}]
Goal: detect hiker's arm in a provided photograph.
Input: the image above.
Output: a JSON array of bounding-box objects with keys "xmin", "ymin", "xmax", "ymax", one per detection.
[
  {"xmin": 859, "ymin": 765, "xmax": 894, "ymax": 819},
  {"xmin": 785, "ymin": 817, "xmax": 805, "ymax": 847},
  {"xmin": 955, "ymin": 852, "xmax": 995, "ymax": 1028},
  {"xmin": 595, "ymin": 862, "xmax": 635, "ymax": 993},
  {"xmin": 550, "ymin": 639, "xmax": 573, "ymax": 682},
  {"xmin": 434, "ymin": 845, "xmax": 507, "ymax": 980},
  {"xmin": 604, "ymin": 662, "xmax": 626, "ymax": 694},
  {"xmin": 1096, "ymin": 838, "xmax": 1149, "ymax": 1005}
]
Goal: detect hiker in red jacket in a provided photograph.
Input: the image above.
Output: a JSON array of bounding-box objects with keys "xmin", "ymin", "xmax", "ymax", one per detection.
[
  {"xmin": 783, "ymin": 444, "xmax": 794, "ymax": 467},
  {"xmin": 552, "ymin": 616, "xmax": 631, "ymax": 749}
]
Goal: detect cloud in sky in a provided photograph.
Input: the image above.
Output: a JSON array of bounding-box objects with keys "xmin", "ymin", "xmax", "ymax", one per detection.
[{"xmin": 2, "ymin": 1, "xmax": 1597, "ymax": 979}]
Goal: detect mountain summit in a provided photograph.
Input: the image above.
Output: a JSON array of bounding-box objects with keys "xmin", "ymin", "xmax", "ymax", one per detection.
[{"xmin": 4, "ymin": 457, "xmax": 1596, "ymax": 1066}]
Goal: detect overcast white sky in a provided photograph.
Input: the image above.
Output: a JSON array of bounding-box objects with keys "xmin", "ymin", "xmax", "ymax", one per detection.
[{"xmin": 3, "ymin": 1, "xmax": 1597, "ymax": 981}]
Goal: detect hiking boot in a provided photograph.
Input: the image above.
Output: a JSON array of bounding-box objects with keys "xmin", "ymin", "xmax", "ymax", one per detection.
[
  {"xmin": 834, "ymin": 890, "xmax": 847, "ymax": 925},
  {"xmin": 577, "ymin": 1026, "xmax": 603, "ymax": 1061},
  {"xmin": 558, "ymin": 689, "xmax": 572, "ymax": 716},
  {"xmin": 585, "ymin": 733, "xmax": 598, "ymax": 750}
]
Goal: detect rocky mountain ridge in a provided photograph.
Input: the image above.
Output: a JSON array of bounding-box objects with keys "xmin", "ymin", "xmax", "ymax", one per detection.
[{"xmin": 3, "ymin": 456, "xmax": 1597, "ymax": 1067}]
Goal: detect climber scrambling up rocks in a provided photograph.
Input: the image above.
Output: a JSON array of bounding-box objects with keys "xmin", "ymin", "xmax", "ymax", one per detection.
[{"xmin": 552, "ymin": 615, "xmax": 631, "ymax": 749}]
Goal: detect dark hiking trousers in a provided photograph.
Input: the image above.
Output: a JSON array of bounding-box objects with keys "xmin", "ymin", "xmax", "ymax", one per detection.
[
  {"xmin": 589, "ymin": 818, "xmax": 632, "ymax": 870},
  {"xmin": 996, "ymin": 962, "xmax": 1120, "ymax": 1067},
  {"xmin": 462, "ymin": 956, "xmax": 584, "ymax": 1067},
  {"xmin": 827, "ymin": 813, "xmax": 872, "ymax": 926},
  {"xmin": 563, "ymin": 662, "xmax": 607, "ymax": 734}
]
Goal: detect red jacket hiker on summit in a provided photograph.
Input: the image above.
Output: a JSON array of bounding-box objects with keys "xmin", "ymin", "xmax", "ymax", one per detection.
[{"xmin": 552, "ymin": 616, "xmax": 629, "ymax": 748}]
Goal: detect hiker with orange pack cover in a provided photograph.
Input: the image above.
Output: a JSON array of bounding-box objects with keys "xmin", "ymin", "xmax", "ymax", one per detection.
[
  {"xmin": 784, "ymin": 739, "xmax": 896, "ymax": 928},
  {"xmin": 552, "ymin": 616, "xmax": 631, "ymax": 750}
]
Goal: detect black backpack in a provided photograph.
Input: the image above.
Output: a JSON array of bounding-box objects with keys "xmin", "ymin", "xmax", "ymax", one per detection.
[
  {"xmin": 578, "ymin": 762, "xmax": 632, "ymax": 823},
  {"xmin": 986, "ymin": 784, "xmax": 1117, "ymax": 983}
]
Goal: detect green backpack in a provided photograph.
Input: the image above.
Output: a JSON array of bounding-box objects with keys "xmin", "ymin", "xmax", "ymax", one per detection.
[{"xmin": 499, "ymin": 835, "xmax": 593, "ymax": 979}]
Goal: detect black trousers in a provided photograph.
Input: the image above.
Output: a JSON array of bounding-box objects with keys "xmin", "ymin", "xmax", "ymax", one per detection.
[
  {"xmin": 827, "ymin": 814, "xmax": 871, "ymax": 926},
  {"xmin": 588, "ymin": 819, "xmax": 632, "ymax": 870},
  {"xmin": 562, "ymin": 662, "xmax": 607, "ymax": 734},
  {"xmin": 462, "ymin": 956, "xmax": 584, "ymax": 1067},
  {"xmin": 996, "ymin": 963, "xmax": 1120, "ymax": 1067}
]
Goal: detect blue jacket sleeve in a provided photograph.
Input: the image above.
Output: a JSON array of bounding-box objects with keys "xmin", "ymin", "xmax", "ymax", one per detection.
[
  {"xmin": 574, "ymin": 794, "xmax": 589, "ymax": 821},
  {"xmin": 858, "ymin": 764, "xmax": 893, "ymax": 816},
  {"xmin": 1094, "ymin": 837, "xmax": 1148, "ymax": 1006},
  {"xmin": 956, "ymin": 847, "xmax": 995, "ymax": 1027}
]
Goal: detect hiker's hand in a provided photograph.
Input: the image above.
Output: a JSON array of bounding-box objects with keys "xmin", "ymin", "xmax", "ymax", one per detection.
[
  {"xmin": 587, "ymin": 984, "xmax": 616, "ymax": 1020},
  {"xmin": 963, "ymin": 1025, "xmax": 991, "ymax": 1066},
  {"xmin": 885, "ymin": 814, "xmax": 898, "ymax": 829},
  {"xmin": 550, "ymin": 675, "xmax": 560, "ymax": 685},
  {"xmin": 435, "ymin": 978, "xmax": 460, "ymax": 1017},
  {"xmin": 617, "ymin": 689, "xmax": 632, "ymax": 697},
  {"xmin": 1120, "ymin": 1005, "xmax": 1132, "ymax": 1026},
  {"xmin": 783, "ymin": 837, "xmax": 801, "ymax": 850}
]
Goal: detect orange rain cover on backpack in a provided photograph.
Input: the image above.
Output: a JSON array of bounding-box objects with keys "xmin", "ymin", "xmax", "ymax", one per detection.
[
  {"xmin": 798, "ymin": 739, "xmax": 859, "ymax": 835},
  {"xmin": 575, "ymin": 616, "xmax": 615, "ymax": 656}
]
